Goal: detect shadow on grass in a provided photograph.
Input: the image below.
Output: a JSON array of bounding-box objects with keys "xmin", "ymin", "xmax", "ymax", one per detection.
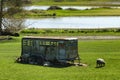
[
  {"xmin": 15, "ymin": 61, "xmax": 73, "ymax": 68},
  {"xmin": 95, "ymin": 66, "xmax": 105, "ymax": 68}
]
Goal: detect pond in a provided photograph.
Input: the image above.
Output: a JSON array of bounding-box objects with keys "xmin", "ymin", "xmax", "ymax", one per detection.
[
  {"xmin": 25, "ymin": 16, "xmax": 120, "ymax": 29},
  {"xmin": 23, "ymin": 6, "xmax": 120, "ymax": 10}
]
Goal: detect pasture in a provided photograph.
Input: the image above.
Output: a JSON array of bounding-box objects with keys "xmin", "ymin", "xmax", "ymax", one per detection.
[
  {"xmin": 18, "ymin": 8, "xmax": 120, "ymax": 18},
  {"xmin": 0, "ymin": 37, "xmax": 120, "ymax": 80},
  {"xmin": 31, "ymin": 0, "xmax": 120, "ymax": 6}
]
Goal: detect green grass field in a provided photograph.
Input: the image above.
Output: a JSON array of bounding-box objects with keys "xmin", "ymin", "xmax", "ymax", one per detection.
[
  {"xmin": 0, "ymin": 37, "xmax": 120, "ymax": 80},
  {"xmin": 16, "ymin": 8, "xmax": 120, "ymax": 18},
  {"xmin": 31, "ymin": 0, "xmax": 120, "ymax": 6}
]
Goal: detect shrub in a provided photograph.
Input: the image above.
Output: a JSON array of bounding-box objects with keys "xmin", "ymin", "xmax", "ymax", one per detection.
[
  {"xmin": 114, "ymin": 29, "xmax": 120, "ymax": 32},
  {"xmin": 47, "ymin": 6, "xmax": 62, "ymax": 10},
  {"xmin": 12, "ymin": 33, "xmax": 20, "ymax": 37},
  {"xmin": 7, "ymin": 7, "xmax": 23, "ymax": 15}
]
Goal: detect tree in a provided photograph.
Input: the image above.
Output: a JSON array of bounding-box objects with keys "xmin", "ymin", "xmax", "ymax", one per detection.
[
  {"xmin": 0, "ymin": 0, "xmax": 4, "ymax": 35},
  {"xmin": 3, "ymin": 18, "xmax": 25, "ymax": 35},
  {"xmin": 0, "ymin": 0, "xmax": 26, "ymax": 35}
]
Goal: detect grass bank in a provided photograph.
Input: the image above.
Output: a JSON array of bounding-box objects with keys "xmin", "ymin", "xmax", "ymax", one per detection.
[
  {"xmin": 0, "ymin": 37, "xmax": 120, "ymax": 80},
  {"xmin": 31, "ymin": 0, "xmax": 120, "ymax": 6},
  {"xmin": 20, "ymin": 28, "xmax": 120, "ymax": 36},
  {"xmin": 16, "ymin": 8, "xmax": 120, "ymax": 18}
]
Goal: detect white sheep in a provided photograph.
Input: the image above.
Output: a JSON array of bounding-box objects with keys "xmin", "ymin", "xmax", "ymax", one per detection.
[{"xmin": 96, "ymin": 58, "xmax": 105, "ymax": 68}]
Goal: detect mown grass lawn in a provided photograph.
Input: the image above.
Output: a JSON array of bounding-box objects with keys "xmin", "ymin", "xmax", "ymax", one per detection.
[
  {"xmin": 0, "ymin": 37, "xmax": 120, "ymax": 80},
  {"xmin": 31, "ymin": 0, "xmax": 120, "ymax": 6}
]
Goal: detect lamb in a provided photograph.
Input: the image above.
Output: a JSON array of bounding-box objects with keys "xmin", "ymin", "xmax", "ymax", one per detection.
[{"xmin": 96, "ymin": 58, "xmax": 105, "ymax": 68}]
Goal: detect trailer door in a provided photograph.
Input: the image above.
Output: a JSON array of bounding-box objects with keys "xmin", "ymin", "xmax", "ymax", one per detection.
[{"xmin": 58, "ymin": 41, "xmax": 66, "ymax": 62}]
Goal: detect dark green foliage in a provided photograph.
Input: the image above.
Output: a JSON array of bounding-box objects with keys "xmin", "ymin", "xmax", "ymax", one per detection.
[
  {"xmin": 20, "ymin": 29, "xmax": 39, "ymax": 34},
  {"xmin": 47, "ymin": 6, "xmax": 62, "ymax": 10},
  {"xmin": 6, "ymin": 0, "xmax": 24, "ymax": 15},
  {"xmin": 22, "ymin": 0, "xmax": 32, "ymax": 4},
  {"xmin": 6, "ymin": 0, "xmax": 23, "ymax": 7},
  {"xmin": 30, "ymin": 9, "xmax": 45, "ymax": 14},
  {"xmin": 115, "ymin": 29, "xmax": 120, "ymax": 32},
  {"xmin": 20, "ymin": 28, "xmax": 120, "ymax": 35},
  {"xmin": 13, "ymin": 33, "xmax": 20, "ymax": 37},
  {"xmin": 7, "ymin": 7, "xmax": 23, "ymax": 15},
  {"xmin": 2, "ymin": 31, "xmax": 20, "ymax": 37}
]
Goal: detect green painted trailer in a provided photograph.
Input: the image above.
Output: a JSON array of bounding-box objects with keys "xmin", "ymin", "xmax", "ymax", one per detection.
[{"xmin": 17, "ymin": 36, "xmax": 80, "ymax": 66}]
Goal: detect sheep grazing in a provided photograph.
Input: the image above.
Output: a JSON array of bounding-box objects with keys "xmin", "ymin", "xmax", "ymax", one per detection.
[{"xmin": 96, "ymin": 58, "xmax": 105, "ymax": 68}]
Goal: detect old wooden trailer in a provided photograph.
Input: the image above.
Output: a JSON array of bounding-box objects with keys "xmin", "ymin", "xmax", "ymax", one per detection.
[{"xmin": 17, "ymin": 36, "xmax": 80, "ymax": 66}]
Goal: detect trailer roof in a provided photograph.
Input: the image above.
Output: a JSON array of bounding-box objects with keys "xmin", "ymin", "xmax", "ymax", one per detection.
[{"xmin": 23, "ymin": 36, "xmax": 78, "ymax": 40}]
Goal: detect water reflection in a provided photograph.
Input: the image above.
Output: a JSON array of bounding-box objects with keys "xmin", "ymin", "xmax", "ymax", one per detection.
[{"xmin": 25, "ymin": 16, "xmax": 120, "ymax": 29}]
